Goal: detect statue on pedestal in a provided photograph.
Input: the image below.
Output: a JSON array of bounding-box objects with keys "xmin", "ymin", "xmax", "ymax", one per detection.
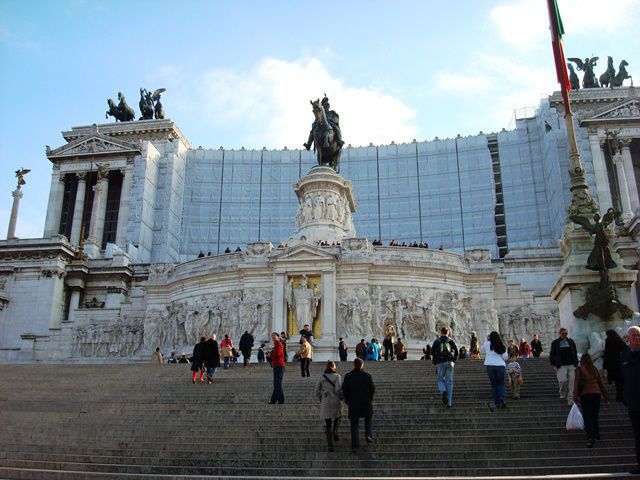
[
  {"xmin": 570, "ymin": 208, "xmax": 633, "ymax": 320},
  {"xmin": 285, "ymin": 275, "xmax": 321, "ymax": 335},
  {"xmin": 14, "ymin": 168, "xmax": 30, "ymax": 188},
  {"xmin": 303, "ymin": 95, "xmax": 344, "ymax": 173}
]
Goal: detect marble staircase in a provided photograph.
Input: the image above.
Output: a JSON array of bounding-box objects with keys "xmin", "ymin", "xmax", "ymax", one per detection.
[{"xmin": 0, "ymin": 358, "xmax": 636, "ymax": 479}]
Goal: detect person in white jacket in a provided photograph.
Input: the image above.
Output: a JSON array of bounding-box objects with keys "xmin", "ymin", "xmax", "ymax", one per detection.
[{"xmin": 481, "ymin": 331, "xmax": 509, "ymax": 410}]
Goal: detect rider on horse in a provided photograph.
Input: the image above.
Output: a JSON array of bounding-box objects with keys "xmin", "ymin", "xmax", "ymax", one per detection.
[{"xmin": 304, "ymin": 95, "xmax": 344, "ymax": 150}]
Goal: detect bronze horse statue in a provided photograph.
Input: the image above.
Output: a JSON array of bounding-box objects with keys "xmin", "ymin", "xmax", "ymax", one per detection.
[
  {"xmin": 106, "ymin": 92, "xmax": 135, "ymax": 122},
  {"xmin": 305, "ymin": 99, "xmax": 342, "ymax": 172},
  {"xmin": 612, "ymin": 60, "xmax": 632, "ymax": 87},
  {"xmin": 599, "ymin": 56, "xmax": 616, "ymax": 88}
]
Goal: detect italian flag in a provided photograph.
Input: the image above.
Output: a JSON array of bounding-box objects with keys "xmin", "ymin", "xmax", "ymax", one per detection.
[{"xmin": 547, "ymin": 0, "xmax": 572, "ymax": 113}]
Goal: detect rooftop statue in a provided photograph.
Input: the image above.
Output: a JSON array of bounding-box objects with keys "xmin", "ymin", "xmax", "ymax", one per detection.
[
  {"xmin": 106, "ymin": 92, "xmax": 135, "ymax": 122},
  {"xmin": 138, "ymin": 88, "xmax": 166, "ymax": 120},
  {"xmin": 612, "ymin": 60, "xmax": 632, "ymax": 87},
  {"xmin": 568, "ymin": 57, "xmax": 599, "ymax": 88},
  {"xmin": 567, "ymin": 63, "xmax": 580, "ymax": 90},
  {"xmin": 304, "ymin": 95, "xmax": 344, "ymax": 173},
  {"xmin": 599, "ymin": 56, "xmax": 616, "ymax": 88},
  {"xmin": 14, "ymin": 168, "xmax": 30, "ymax": 188}
]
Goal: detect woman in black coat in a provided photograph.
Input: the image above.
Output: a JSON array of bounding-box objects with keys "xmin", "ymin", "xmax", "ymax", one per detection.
[
  {"xmin": 341, "ymin": 358, "xmax": 376, "ymax": 452},
  {"xmin": 191, "ymin": 336, "xmax": 207, "ymax": 384},
  {"xmin": 204, "ymin": 335, "xmax": 221, "ymax": 384},
  {"xmin": 603, "ymin": 329, "xmax": 628, "ymax": 402}
]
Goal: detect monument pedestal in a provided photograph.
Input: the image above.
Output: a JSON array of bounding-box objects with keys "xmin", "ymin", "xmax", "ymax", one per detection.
[
  {"xmin": 289, "ymin": 166, "xmax": 357, "ymax": 246},
  {"xmin": 551, "ymin": 224, "xmax": 637, "ymax": 354}
]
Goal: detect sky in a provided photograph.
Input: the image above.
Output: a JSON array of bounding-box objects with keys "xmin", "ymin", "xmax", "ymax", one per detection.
[{"xmin": 0, "ymin": 0, "xmax": 638, "ymax": 238}]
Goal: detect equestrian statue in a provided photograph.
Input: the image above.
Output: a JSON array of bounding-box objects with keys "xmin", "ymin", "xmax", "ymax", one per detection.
[
  {"xmin": 599, "ymin": 56, "xmax": 616, "ymax": 88},
  {"xmin": 304, "ymin": 95, "xmax": 344, "ymax": 173},
  {"xmin": 106, "ymin": 92, "xmax": 135, "ymax": 122}
]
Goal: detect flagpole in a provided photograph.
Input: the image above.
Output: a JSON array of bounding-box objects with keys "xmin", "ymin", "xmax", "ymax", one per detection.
[{"xmin": 546, "ymin": 0, "xmax": 597, "ymax": 219}]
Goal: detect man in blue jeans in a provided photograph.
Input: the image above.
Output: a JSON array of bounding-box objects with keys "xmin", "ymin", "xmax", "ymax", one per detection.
[
  {"xmin": 432, "ymin": 326, "xmax": 459, "ymax": 408},
  {"xmin": 342, "ymin": 358, "xmax": 376, "ymax": 453}
]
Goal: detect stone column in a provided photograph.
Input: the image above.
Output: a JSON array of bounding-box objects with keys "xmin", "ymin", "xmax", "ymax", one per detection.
[
  {"xmin": 620, "ymin": 139, "xmax": 639, "ymax": 213},
  {"xmin": 588, "ymin": 132, "xmax": 612, "ymax": 212},
  {"xmin": 94, "ymin": 172, "xmax": 110, "ymax": 248},
  {"xmin": 6, "ymin": 188, "xmax": 23, "ymax": 239},
  {"xmin": 83, "ymin": 177, "xmax": 104, "ymax": 258},
  {"xmin": 272, "ymin": 272, "xmax": 286, "ymax": 334},
  {"xmin": 67, "ymin": 289, "xmax": 81, "ymax": 323},
  {"xmin": 43, "ymin": 169, "xmax": 65, "ymax": 237},
  {"xmin": 614, "ymin": 152, "xmax": 634, "ymax": 219},
  {"xmin": 115, "ymin": 166, "xmax": 133, "ymax": 247},
  {"xmin": 69, "ymin": 173, "xmax": 87, "ymax": 245},
  {"xmin": 321, "ymin": 269, "xmax": 336, "ymax": 340}
]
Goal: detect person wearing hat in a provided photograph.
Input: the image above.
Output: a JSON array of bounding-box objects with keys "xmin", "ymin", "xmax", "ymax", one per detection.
[{"xmin": 304, "ymin": 95, "xmax": 344, "ymax": 150}]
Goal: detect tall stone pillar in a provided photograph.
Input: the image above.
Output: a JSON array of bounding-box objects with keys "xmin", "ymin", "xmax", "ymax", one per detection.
[
  {"xmin": 614, "ymin": 152, "xmax": 634, "ymax": 219},
  {"xmin": 94, "ymin": 172, "xmax": 110, "ymax": 248},
  {"xmin": 588, "ymin": 132, "xmax": 612, "ymax": 212},
  {"xmin": 67, "ymin": 289, "xmax": 81, "ymax": 323},
  {"xmin": 272, "ymin": 272, "xmax": 286, "ymax": 334},
  {"xmin": 83, "ymin": 176, "xmax": 104, "ymax": 258},
  {"xmin": 321, "ymin": 268, "xmax": 336, "ymax": 340},
  {"xmin": 43, "ymin": 169, "xmax": 65, "ymax": 237},
  {"xmin": 620, "ymin": 139, "xmax": 639, "ymax": 213},
  {"xmin": 69, "ymin": 173, "xmax": 87, "ymax": 245},
  {"xmin": 115, "ymin": 166, "xmax": 133, "ymax": 247},
  {"xmin": 6, "ymin": 188, "xmax": 24, "ymax": 239}
]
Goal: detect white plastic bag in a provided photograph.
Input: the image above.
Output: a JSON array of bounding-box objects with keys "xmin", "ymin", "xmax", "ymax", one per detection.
[{"xmin": 566, "ymin": 403, "xmax": 584, "ymax": 431}]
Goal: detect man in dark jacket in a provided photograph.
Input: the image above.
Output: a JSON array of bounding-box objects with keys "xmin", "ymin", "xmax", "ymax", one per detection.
[
  {"xmin": 191, "ymin": 337, "xmax": 207, "ymax": 384},
  {"xmin": 622, "ymin": 325, "xmax": 640, "ymax": 474},
  {"xmin": 549, "ymin": 328, "xmax": 579, "ymax": 405},
  {"xmin": 338, "ymin": 337, "xmax": 348, "ymax": 361},
  {"xmin": 355, "ymin": 339, "xmax": 367, "ymax": 359},
  {"xmin": 239, "ymin": 330, "xmax": 254, "ymax": 367},
  {"xmin": 531, "ymin": 334, "xmax": 543, "ymax": 358},
  {"xmin": 342, "ymin": 358, "xmax": 375, "ymax": 452},
  {"xmin": 432, "ymin": 327, "xmax": 458, "ymax": 408},
  {"xmin": 203, "ymin": 335, "xmax": 221, "ymax": 384}
]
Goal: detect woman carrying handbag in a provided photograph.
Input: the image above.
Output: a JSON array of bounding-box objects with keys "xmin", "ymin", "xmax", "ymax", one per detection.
[{"xmin": 314, "ymin": 361, "xmax": 343, "ymax": 452}]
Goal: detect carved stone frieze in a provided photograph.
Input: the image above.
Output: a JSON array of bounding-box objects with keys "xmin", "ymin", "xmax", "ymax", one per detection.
[
  {"xmin": 143, "ymin": 288, "xmax": 272, "ymax": 352},
  {"xmin": 72, "ymin": 314, "xmax": 143, "ymax": 357},
  {"xmin": 336, "ymin": 286, "xmax": 498, "ymax": 344}
]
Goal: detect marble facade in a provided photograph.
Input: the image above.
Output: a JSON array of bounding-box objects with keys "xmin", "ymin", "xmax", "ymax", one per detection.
[{"xmin": 1, "ymin": 88, "xmax": 639, "ymax": 363}]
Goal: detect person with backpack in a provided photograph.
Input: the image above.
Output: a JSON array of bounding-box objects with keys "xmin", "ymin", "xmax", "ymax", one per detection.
[{"xmin": 432, "ymin": 327, "xmax": 459, "ymax": 408}]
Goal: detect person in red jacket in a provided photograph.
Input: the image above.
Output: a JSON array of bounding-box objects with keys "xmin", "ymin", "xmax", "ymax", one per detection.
[
  {"xmin": 268, "ymin": 332, "xmax": 286, "ymax": 404},
  {"xmin": 518, "ymin": 338, "xmax": 531, "ymax": 358}
]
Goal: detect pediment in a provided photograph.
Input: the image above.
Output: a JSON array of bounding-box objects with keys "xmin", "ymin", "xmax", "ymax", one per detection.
[
  {"xmin": 581, "ymin": 97, "xmax": 640, "ymax": 125},
  {"xmin": 46, "ymin": 131, "xmax": 140, "ymax": 159},
  {"xmin": 272, "ymin": 243, "xmax": 338, "ymax": 262}
]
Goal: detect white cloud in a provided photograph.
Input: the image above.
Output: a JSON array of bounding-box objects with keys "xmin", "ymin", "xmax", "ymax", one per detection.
[
  {"xmin": 490, "ymin": 0, "xmax": 640, "ymax": 51},
  {"xmin": 160, "ymin": 57, "xmax": 417, "ymax": 148}
]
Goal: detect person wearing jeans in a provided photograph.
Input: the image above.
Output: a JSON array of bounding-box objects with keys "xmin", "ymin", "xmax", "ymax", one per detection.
[
  {"xmin": 268, "ymin": 332, "xmax": 285, "ymax": 404},
  {"xmin": 481, "ymin": 331, "xmax": 509, "ymax": 409},
  {"xmin": 574, "ymin": 353, "xmax": 609, "ymax": 448},
  {"xmin": 431, "ymin": 327, "xmax": 458, "ymax": 408},
  {"xmin": 342, "ymin": 358, "xmax": 375, "ymax": 452},
  {"xmin": 297, "ymin": 336, "xmax": 313, "ymax": 377}
]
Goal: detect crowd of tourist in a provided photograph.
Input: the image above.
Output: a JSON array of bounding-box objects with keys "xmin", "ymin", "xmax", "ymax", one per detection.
[{"xmin": 151, "ymin": 325, "xmax": 640, "ymax": 472}]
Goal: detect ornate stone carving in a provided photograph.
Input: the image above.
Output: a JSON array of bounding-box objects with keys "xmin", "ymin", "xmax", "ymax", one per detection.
[
  {"xmin": 85, "ymin": 297, "xmax": 105, "ymax": 309},
  {"xmin": 497, "ymin": 305, "xmax": 560, "ymax": 345},
  {"xmin": 142, "ymin": 289, "xmax": 272, "ymax": 352},
  {"xmin": 336, "ymin": 287, "xmax": 499, "ymax": 344},
  {"xmin": 72, "ymin": 315, "xmax": 143, "ymax": 357}
]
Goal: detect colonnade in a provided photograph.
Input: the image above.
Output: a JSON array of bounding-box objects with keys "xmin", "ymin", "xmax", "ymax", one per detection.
[
  {"xmin": 43, "ymin": 163, "xmax": 134, "ymax": 255},
  {"xmin": 588, "ymin": 130, "xmax": 638, "ymax": 218}
]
